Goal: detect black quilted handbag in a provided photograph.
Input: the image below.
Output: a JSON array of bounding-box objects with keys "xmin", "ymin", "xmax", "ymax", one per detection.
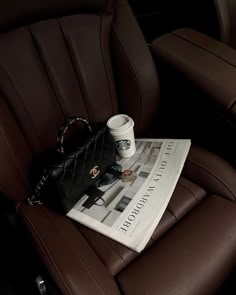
[{"xmin": 28, "ymin": 117, "xmax": 116, "ymax": 214}]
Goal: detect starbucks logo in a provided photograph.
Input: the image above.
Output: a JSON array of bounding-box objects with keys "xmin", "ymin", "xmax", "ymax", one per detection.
[{"xmin": 116, "ymin": 140, "xmax": 131, "ymax": 151}]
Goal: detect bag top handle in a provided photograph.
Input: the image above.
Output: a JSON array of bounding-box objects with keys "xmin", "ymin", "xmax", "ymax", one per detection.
[{"xmin": 57, "ymin": 116, "xmax": 92, "ymax": 154}]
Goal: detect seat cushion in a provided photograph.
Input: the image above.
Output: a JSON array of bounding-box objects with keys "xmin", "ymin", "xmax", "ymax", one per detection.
[
  {"xmin": 18, "ymin": 203, "xmax": 120, "ymax": 295},
  {"xmin": 76, "ymin": 145, "xmax": 236, "ymax": 275},
  {"xmin": 18, "ymin": 145, "xmax": 236, "ymax": 295},
  {"xmin": 78, "ymin": 175, "xmax": 207, "ymax": 275},
  {"xmin": 117, "ymin": 194, "xmax": 236, "ymax": 295}
]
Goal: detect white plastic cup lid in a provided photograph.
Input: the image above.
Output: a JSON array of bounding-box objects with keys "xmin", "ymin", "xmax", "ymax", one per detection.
[{"xmin": 107, "ymin": 114, "xmax": 134, "ymax": 133}]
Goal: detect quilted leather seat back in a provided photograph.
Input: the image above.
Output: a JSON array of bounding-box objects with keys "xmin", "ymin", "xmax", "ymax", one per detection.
[
  {"xmin": 0, "ymin": 0, "xmax": 111, "ymax": 32},
  {"xmin": 0, "ymin": 0, "xmax": 160, "ymax": 201}
]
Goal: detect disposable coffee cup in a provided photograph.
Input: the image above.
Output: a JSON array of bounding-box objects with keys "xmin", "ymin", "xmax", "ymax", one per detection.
[{"xmin": 107, "ymin": 114, "xmax": 136, "ymax": 158}]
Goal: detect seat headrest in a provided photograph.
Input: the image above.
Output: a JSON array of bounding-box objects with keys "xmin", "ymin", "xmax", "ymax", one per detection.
[{"xmin": 0, "ymin": 0, "xmax": 112, "ymax": 32}]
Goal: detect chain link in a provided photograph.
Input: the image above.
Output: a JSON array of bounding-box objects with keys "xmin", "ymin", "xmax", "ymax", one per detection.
[
  {"xmin": 57, "ymin": 117, "xmax": 92, "ymax": 154},
  {"xmin": 27, "ymin": 172, "xmax": 49, "ymax": 206}
]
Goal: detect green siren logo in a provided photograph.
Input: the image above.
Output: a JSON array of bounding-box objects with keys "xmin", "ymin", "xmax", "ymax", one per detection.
[{"xmin": 116, "ymin": 139, "xmax": 131, "ymax": 151}]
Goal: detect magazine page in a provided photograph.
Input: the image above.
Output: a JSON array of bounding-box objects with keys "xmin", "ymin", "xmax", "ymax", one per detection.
[
  {"xmin": 132, "ymin": 140, "xmax": 191, "ymax": 251},
  {"xmin": 67, "ymin": 139, "xmax": 191, "ymax": 252}
]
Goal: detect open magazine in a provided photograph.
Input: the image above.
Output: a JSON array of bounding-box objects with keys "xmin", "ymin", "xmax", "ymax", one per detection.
[{"xmin": 67, "ymin": 139, "xmax": 191, "ymax": 252}]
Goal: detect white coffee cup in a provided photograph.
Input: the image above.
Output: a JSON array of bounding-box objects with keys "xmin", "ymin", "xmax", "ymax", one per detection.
[{"xmin": 107, "ymin": 114, "xmax": 136, "ymax": 158}]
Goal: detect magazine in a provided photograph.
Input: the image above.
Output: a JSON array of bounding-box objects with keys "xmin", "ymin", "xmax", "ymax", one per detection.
[{"xmin": 67, "ymin": 139, "xmax": 191, "ymax": 252}]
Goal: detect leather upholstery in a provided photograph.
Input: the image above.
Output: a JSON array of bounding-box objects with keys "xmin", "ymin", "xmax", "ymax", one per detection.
[
  {"xmin": 75, "ymin": 164, "xmax": 208, "ymax": 276},
  {"xmin": 0, "ymin": 0, "xmax": 236, "ymax": 294},
  {"xmin": 112, "ymin": 0, "xmax": 160, "ymax": 133},
  {"xmin": 151, "ymin": 28, "xmax": 236, "ymax": 167},
  {"xmin": 117, "ymin": 195, "xmax": 236, "ymax": 295},
  {"xmin": 18, "ymin": 203, "xmax": 120, "ymax": 295},
  {"xmin": 17, "ymin": 145, "xmax": 236, "ymax": 294},
  {"xmin": 0, "ymin": 93, "xmax": 32, "ymax": 201},
  {"xmin": 182, "ymin": 146, "xmax": 236, "ymax": 202},
  {"xmin": 214, "ymin": 0, "xmax": 236, "ymax": 49},
  {"xmin": 0, "ymin": 0, "xmax": 159, "ymax": 202},
  {"xmin": 151, "ymin": 28, "xmax": 236, "ymax": 117},
  {"xmin": 0, "ymin": 0, "xmax": 112, "ymax": 32}
]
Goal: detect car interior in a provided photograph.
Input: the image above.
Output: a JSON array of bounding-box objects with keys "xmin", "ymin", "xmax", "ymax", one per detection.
[{"xmin": 1, "ymin": 0, "xmax": 236, "ymax": 294}]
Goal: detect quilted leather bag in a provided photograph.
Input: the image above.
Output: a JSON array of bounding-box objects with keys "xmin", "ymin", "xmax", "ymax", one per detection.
[{"xmin": 28, "ymin": 117, "xmax": 116, "ymax": 214}]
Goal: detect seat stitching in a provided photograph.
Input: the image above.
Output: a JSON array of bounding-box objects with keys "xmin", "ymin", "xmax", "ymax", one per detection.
[
  {"xmin": 186, "ymin": 158, "xmax": 236, "ymax": 200},
  {"xmin": 28, "ymin": 25, "xmax": 66, "ymax": 118},
  {"xmin": 42, "ymin": 207, "xmax": 106, "ymax": 295},
  {"xmin": 99, "ymin": 15, "xmax": 115, "ymax": 114},
  {"xmin": 173, "ymin": 31, "xmax": 236, "ymax": 70},
  {"xmin": 173, "ymin": 31, "xmax": 236, "ymax": 111},
  {"xmin": 0, "ymin": 65, "xmax": 43, "ymax": 147},
  {"xmin": 150, "ymin": 210, "xmax": 177, "ymax": 242},
  {"xmin": 93, "ymin": 231, "xmax": 127, "ymax": 266},
  {"xmin": 0, "ymin": 126, "xmax": 29, "ymax": 187},
  {"xmin": 166, "ymin": 208, "xmax": 178, "ymax": 221},
  {"xmin": 80, "ymin": 229, "xmax": 127, "ymax": 275},
  {"xmin": 177, "ymin": 181, "xmax": 202, "ymax": 201},
  {"xmin": 20, "ymin": 206, "xmax": 73, "ymax": 295},
  {"xmin": 112, "ymin": 25, "xmax": 143, "ymax": 131},
  {"xmin": 57, "ymin": 18, "xmax": 91, "ymax": 121}
]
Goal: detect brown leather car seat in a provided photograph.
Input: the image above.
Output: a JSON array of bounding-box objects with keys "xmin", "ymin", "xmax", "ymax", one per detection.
[
  {"xmin": 1, "ymin": 0, "xmax": 236, "ymax": 294},
  {"xmin": 214, "ymin": 0, "xmax": 236, "ymax": 49}
]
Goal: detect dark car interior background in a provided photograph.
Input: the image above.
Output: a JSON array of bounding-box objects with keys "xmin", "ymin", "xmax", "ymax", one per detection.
[{"xmin": 1, "ymin": 0, "xmax": 236, "ymax": 294}]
